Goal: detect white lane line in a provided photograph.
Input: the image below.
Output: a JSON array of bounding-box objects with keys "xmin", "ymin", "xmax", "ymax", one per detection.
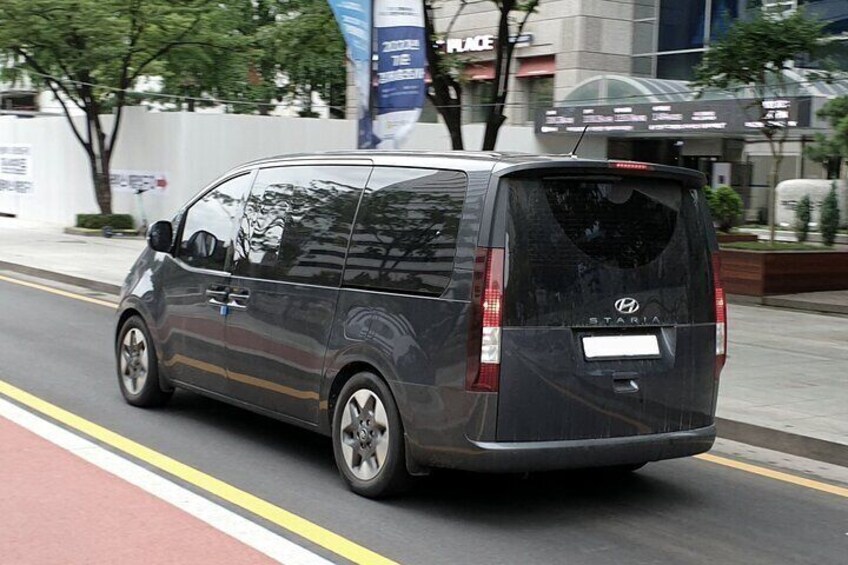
[{"xmin": 0, "ymin": 397, "xmax": 332, "ymax": 565}]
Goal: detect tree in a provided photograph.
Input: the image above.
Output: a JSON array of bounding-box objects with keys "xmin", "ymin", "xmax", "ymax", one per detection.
[
  {"xmin": 158, "ymin": 0, "xmax": 345, "ymax": 118},
  {"xmin": 275, "ymin": 0, "xmax": 346, "ymax": 118},
  {"xmin": 424, "ymin": 0, "xmax": 539, "ymax": 151},
  {"xmin": 158, "ymin": 0, "xmax": 278, "ymax": 115},
  {"xmin": 806, "ymin": 96, "xmax": 848, "ymax": 177},
  {"xmin": 0, "ymin": 0, "xmax": 233, "ymax": 214},
  {"xmin": 694, "ymin": 9, "xmax": 826, "ymax": 244}
]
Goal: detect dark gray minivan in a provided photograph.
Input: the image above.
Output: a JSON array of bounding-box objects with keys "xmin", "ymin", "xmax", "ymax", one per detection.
[{"xmin": 116, "ymin": 152, "xmax": 727, "ymax": 497}]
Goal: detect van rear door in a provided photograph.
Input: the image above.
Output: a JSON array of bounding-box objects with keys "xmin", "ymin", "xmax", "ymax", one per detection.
[{"xmin": 496, "ymin": 170, "xmax": 717, "ymax": 442}]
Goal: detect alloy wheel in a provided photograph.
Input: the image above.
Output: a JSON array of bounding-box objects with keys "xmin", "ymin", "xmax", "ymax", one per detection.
[
  {"xmin": 339, "ymin": 389, "xmax": 390, "ymax": 481},
  {"xmin": 120, "ymin": 328, "xmax": 149, "ymax": 395}
]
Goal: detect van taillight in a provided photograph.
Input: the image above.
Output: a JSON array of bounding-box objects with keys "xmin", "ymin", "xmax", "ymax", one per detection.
[
  {"xmin": 467, "ymin": 248, "xmax": 504, "ymax": 392},
  {"xmin": 712, "ymin": 254, "xmax": 727, "ymax": 378}
]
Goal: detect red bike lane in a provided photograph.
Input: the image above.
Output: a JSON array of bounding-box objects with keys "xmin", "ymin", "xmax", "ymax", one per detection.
[{"xmin": 0, "ymin": 415, "xmax": 276, "ymax": 565}]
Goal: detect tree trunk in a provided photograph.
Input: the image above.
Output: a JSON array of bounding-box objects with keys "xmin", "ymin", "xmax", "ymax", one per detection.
[
  {"xmin": 87, "ymin": 111, "xmax": 113, "ymax": 215},
  {"xmin": 442, "ymin": 102, "xmax": 464, "ymax": 150},
  {"xmin": 481, "ymin": 2, "xmax": 518, "ymax": 151},
  {"xmin": 767, "ymin": 158, "xmax": 781, "ymax": 245},
  {"xmin": 423, "ymin": 2, "xmax": 463, "ymax": 150},
  {"xmin": 482, "ymin": 112, "xmax": 506, "ymax": 151}
]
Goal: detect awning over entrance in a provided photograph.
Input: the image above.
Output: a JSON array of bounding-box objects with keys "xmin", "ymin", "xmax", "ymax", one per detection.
[
  {"xmin": 465, "ymin": 61, "xmax": 495, "ymax": 81},
  {"xmin": 537, "ymin": 71, "xmax": 847, "ymax": 136},
  {"xmin": 516, "ymin": 55, "xmax": 555, "ymax": 78}
]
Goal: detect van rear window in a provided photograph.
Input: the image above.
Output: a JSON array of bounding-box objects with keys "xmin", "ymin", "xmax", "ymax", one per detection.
[{"xmin": 504, "ymin": 175, "xmax": 710, "ymax": 327}]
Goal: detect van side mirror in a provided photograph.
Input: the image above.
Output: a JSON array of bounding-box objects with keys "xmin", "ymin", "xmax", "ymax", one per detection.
[{"xmin": 147, "ymin": 220, "xmax": 174, "ymax": 253}]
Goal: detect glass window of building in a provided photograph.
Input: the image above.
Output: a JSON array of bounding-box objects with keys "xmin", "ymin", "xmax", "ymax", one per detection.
[
  {"xmin": 464, "ymin": 81, "xmax": 495, "ymax": 124},
  {"xmin": 658, "ymin": 0, "xmax": 707, "ymax": 51},
  {"xmin": 525, "ymin": 77, "xmax": 554, "ymax": 122}
]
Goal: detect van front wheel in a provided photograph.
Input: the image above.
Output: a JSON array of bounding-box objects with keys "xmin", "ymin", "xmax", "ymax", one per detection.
[{"xmin": 332, "ymin": 373, "xmax": 410, "ymax": 498}]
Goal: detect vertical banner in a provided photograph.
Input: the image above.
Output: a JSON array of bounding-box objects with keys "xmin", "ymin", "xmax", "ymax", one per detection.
[
  {"xmin": 373, "ymin": 0, "xmax": 426, "ymax": 149},
  {"xmin": 328, "ymin": 0, "xmax": 374, "ymax": 148}
]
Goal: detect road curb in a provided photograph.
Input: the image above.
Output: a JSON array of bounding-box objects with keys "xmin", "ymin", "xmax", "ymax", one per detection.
[
  {"xmin": 0, "ymin": 260, "xmax": 122, "ymax": 295},
  {"xmin": 715, "ymin": 417, "xmax": 848, "ymax": 468},
  {"xmin": 728, "ymin": 293, "xmax": 848, "ymax": 316}
]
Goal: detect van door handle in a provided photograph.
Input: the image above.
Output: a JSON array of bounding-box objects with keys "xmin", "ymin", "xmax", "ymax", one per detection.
[
  {"xmin": 205, "ymin": 287, "xmax": 229, "ymax": 306},
  {"xmin": 227, "ymin": 289, "xmax": 250, "ymax": 311}
]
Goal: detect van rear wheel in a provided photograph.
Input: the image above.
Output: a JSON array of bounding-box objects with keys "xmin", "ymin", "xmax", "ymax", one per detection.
[{"xmin": 332, "ymin": 372, "xmax": 410, "ymax": 498}]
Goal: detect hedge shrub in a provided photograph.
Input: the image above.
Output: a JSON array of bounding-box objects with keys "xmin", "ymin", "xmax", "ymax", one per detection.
[
  {"xmin": 794, "ymin": 194, "xmax": 812, "ymax": 243},
  {"xmin": 820, "ymin": 182, "xmax": 840, "ymax": 247},
  {"xmin": 705, "ymin": 185, "xmax": 744, "ymax": 233},
  {"xmin": 75, "ymin": 214, "xmax": 135, "ymax": 230}
]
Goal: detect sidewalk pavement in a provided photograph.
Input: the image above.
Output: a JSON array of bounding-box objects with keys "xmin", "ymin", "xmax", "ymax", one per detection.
[{"xmin": 1, "ymin": 216, "xmax": 846, "ymax": 468}]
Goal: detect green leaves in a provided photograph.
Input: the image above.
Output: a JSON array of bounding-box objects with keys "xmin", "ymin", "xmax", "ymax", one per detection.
[{"xmin": 694, "ymin": 10, "xmax": 825, "ymax": 97}]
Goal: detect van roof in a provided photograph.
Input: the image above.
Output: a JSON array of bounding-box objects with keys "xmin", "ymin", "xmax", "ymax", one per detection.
[{"xmin": 239, "ymin": 150, "xmax": 706, "ymax": 184}]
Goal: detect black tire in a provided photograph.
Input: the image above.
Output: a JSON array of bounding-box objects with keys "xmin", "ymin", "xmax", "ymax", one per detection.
[
  {"xmin": 331, "ymin": 372, "xmax": 411, "ymax": 498},
  {"xmin": 116, "ymin": 315, "xmax": 173, "ymax": 407}
]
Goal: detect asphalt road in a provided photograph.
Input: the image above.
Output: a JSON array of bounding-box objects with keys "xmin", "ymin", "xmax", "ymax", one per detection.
[{"xmin": 1, "ymin": 276, "xmax": 846, "ymax": 565}]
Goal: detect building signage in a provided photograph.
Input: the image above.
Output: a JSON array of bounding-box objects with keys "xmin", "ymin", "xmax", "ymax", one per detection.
[
  {"xmin": 0, "ymin": 144, "xmax": 33, "ymax": 194},
  {"xmin": 373, "ymin": 0, "xmax": 427, "ymax": 149},
  {"xmin": 438, "ymin": 33, "xmax": 533, "ymax": 54},
  {"xmin": 111, "ymin": 170, "xmax": 168, "ymax": 194},
  {"xmin": 536, "ymin": 98, "xmax": 813, "ymax": 136}
]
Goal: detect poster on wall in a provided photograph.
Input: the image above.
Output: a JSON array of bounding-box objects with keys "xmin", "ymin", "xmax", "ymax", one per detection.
[
  {"xmin": 328, "ymin": 0, "xmax": 375, "ymax": 149},
  {"xmin": 110, "ymin": 170, "xmax": 168, "ymax": 194},
  {"xmin": 0, "ymin": 144, "xmax": 34, "ymax": 194},
  {"xmin": 373, "ymin": 0, "xmax": 426, "ymax": 149}
]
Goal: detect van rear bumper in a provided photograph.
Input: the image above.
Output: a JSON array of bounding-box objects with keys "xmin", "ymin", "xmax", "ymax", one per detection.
[{"xmin": 410, "ymin": 425, "xmax": 716, "ymax": 473}]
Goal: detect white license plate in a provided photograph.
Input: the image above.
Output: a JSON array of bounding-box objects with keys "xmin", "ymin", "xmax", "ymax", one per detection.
[{"xmin": 582, "ymin": 335, "xmax": 660, "ymax": 360}]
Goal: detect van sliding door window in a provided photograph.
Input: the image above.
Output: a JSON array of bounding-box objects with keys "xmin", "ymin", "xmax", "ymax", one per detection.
[
  {"xmin": 344, "ymin": 168, "xmax": 467, "ymax": 296},
  {"xmin": 178, "ymin": 174, "xmax": 252, "ymax": 272},
  {"xmin": 232, "ymin": 166, "xmax": 370, "ymax": 285}
]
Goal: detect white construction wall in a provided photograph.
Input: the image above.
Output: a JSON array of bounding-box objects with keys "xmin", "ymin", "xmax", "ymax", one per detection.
[{"xmin": 0, "ymin": 108, "xmax": 606, "ymax": 227}]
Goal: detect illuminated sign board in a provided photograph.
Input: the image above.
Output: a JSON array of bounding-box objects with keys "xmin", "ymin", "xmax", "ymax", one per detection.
[{"xmin": 536, "ymin": 98, "xmax": 814, "ymax": 135}]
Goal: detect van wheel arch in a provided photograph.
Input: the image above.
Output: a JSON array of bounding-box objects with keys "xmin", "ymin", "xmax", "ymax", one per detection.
[{"xmin": 327, "ymin": 362, "xmax": 386, "ymax": 429}]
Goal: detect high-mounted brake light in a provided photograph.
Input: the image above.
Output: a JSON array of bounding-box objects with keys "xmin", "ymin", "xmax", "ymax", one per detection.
[
  {"xmin": 712, "ymin": 254, "xmax": 727, "ymax": 379},
  {"xmin": 467, "ymin": 248, "xmax": 504, "ymax": 392},
  {"xmin": 611, "ymin": 161, "xmax": 653, "ymax": 171}
]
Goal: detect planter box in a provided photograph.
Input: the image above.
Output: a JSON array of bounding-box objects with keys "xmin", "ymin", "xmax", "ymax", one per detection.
[
  {"xmin": 720, "ymin": 249, "xmax": 848, "ymax": 296},
  {"xmin": 717, "ymin": 233, "xmax": 758, "ymax": 244}
]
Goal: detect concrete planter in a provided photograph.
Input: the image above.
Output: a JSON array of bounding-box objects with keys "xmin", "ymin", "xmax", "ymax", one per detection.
[{"xmin": 720, "ymin": 249, "xmax": 848, "ymax": 296}]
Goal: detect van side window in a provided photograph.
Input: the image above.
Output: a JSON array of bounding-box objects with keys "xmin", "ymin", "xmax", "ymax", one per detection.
[
  {"xmin": 233, "ymin": 165, "xmax": 369, "ymax": 285},
  {"xmin": 179, "ymin": 174, "xmax": 251, "ymax": 271},
  {"xmin": 344, "ymin": 167, "xmax": 467, "ymax": 296}
]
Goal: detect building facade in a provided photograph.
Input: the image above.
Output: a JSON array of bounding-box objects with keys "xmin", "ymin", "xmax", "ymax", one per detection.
[{"xmin": 397, "ymin": 0, "xmax": 847, "ymax": 217}]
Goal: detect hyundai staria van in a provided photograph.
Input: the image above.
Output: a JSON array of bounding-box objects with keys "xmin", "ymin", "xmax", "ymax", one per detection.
[{"xmin": 115, "ymin": 152, "xmax": 726, "ymax": 497}]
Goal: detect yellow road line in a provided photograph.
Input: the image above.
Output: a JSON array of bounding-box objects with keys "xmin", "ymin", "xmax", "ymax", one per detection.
[
  {"xmin": 0, "ymin": 379, "xmax": 398, "ymax": 565},
  {"xmin": 695, "ymin": 453, "xmax": 848, "ymax": 498},
  {"xmin": 0, "ymin": 274, "xmax": 117, "ymax": 308}
]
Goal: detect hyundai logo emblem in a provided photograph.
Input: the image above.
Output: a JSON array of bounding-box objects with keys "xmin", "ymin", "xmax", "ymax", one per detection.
[{"xmin": 615, "ymin": 297, "xmax": 640, "ymax": 315}]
